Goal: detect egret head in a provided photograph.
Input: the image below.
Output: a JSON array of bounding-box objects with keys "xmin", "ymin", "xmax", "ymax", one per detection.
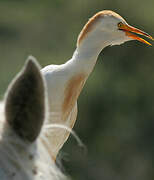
[{"xmin": 77, "ymin": 10, "xmax": 153, "ymax": 47}]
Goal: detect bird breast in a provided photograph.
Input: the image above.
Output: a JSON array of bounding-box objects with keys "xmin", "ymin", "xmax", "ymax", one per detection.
[{"xmin": 62, "ymin": 73, "xmax": 86, "ymax": 121}]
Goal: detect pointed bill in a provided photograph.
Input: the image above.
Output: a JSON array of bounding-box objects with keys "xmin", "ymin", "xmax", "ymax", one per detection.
[{"xmin": 119, "ymin": 23, "xmax": 153, "ymax": 46}]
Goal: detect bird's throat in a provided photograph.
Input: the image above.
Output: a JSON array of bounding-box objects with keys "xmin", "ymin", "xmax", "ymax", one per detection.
[{"xmin": 71, "ymin": 41, "xmax": 106, "ymax": 75}]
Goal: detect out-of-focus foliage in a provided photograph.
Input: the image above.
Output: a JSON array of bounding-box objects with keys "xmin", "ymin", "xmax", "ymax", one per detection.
[{"xmin": 0, "ymin": 0, "xmax": 154, "ymax": 180}]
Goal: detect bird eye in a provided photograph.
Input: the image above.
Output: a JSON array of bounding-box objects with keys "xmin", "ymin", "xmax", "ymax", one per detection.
[{"xmin": 118, "ymin": 22, "xmax": 123, "ymax": 29}]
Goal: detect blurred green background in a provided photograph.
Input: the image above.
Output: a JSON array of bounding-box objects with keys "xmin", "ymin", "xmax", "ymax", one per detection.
[{"xmin": 0, "ymin": 0, "xmax": 154, "ymax": 179}]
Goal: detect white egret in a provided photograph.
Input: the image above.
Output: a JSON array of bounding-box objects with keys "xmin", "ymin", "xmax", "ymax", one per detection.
[{"xmin": 42, "ymin": 10, "xmax": 153, "ymax": 158}]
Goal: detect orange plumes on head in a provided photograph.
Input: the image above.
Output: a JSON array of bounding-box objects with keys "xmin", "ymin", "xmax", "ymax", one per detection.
[{"xmin": 77, "ymin": 10, "xmax": 125, "ymax": 46}]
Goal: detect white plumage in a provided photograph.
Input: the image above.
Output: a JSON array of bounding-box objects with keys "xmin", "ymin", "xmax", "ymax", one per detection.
[{"xmin": 42, "ymin": 10, "xmax": 153, "ymax": 158}]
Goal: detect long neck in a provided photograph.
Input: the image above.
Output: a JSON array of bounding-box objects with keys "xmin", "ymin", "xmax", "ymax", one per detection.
[{"xmin": 68, "ymin": 33, "xmax": 109, "ymax": 76}]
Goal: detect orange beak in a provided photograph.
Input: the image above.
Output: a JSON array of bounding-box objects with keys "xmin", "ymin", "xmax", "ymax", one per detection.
[{"xmin": 119, "ymin": 23, "xmax": 153, "ymax": 46}]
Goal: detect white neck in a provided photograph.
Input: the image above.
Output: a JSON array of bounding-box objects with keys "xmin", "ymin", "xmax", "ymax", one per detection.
[{"xmin": 68, "ymin": 31, "xmax": 110, "ymax": 76}]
